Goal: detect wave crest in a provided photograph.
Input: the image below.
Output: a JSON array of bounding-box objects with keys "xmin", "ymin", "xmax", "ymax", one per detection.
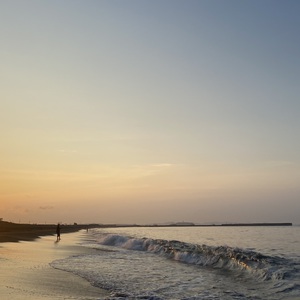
[{"xmin": 99, "ymin": 234, "xmax": 293, "ymax": 281}]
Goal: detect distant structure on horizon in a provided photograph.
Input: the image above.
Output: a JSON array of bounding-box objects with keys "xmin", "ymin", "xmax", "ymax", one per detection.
[{"xmin": 220, "ymin": 223, "xmax": 292, "ymax": 227}]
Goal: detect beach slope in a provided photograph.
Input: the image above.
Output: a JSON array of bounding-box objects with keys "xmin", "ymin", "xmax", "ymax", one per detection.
[{"xmin": 0, "ymin": 230, "xmax": 109, "ymax": 299}]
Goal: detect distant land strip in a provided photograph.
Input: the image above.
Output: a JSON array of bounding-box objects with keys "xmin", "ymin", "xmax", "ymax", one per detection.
[
  {"xmin": 0, "ymin": 221, "xmax": 293, "ymax": 243},
  {"xmin": 139, "ymin": 222, "xmax": 293, "ymax": 227},
  {"xmin": 218, "ymin": 223, "xmax": 293, "ymax": 227}
]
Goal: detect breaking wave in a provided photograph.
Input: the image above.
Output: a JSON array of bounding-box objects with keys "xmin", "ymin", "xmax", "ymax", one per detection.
[{"xmin": 98, "ymin": 234, "xmax": 297, "ymax": 282}]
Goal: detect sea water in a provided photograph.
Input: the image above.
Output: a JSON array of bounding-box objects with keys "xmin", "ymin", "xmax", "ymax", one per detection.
[{"xmin": 51, "ymin": 226, "xmax": 300, "ymax": 299}]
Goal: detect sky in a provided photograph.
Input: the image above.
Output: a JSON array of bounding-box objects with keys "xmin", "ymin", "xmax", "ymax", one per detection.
[{"xmin": 1, "ymin": 0, "xmax": 300, "ymax": 225}]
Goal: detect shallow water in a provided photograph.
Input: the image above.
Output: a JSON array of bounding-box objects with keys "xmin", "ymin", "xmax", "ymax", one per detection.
[{"xmin": 51, "ymin": 226, "xmax": 300, "ymax": 299}]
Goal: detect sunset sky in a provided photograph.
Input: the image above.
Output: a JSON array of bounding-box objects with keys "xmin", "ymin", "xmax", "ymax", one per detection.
[{"xmin": 1, "ymin": 0, "xmax": 300, "ymax": 225}]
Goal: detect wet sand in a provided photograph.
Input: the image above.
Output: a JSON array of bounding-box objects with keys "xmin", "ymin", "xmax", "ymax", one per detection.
[{"xmin": 0, "ymin": 231, "xmax": 110, "ymax": 299}]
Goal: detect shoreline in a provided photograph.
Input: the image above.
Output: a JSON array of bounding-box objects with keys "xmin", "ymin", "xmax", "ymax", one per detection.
[
  {"xmin": 0, "ymin": 231, "xmax": 110, "ymax": 299},
  {"xmin": 0, "ymin": 220, "xmax": 293, "ymax": 244},
  {"xmin": 0, "ymin": 221, "xmax": 97, "ymax": 243}
]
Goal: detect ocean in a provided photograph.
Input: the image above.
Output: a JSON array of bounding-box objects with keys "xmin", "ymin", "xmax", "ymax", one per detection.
[{"xmin": 51, "ymin": 225, "xmax": 300, "ymax": 299}]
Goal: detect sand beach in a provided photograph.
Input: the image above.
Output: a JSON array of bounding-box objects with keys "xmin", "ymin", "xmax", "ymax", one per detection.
[{"xmin": 0, "ymin": 228, "xmax": 109, "ymax": 299}]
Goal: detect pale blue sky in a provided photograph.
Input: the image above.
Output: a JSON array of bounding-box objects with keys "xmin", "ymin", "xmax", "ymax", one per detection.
[{"xmin": 1, "ymin": 1, "xmax": 299, "ymax": 224}]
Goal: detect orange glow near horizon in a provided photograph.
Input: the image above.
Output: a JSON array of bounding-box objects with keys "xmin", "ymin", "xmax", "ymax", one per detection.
[{"xmin": 1, "ymin": 1, "xmax": 300, "ymax": 224}]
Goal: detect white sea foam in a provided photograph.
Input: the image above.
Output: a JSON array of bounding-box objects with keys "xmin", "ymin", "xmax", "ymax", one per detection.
[{"xmin": 51, "ymin": 226, "xmax": 300, "ymax": 299}]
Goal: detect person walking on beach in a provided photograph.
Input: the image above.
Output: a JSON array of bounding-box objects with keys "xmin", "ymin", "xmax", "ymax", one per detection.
[{"xmin": 56, "ymin": 223, "xmax": 61, "ymax": 241}]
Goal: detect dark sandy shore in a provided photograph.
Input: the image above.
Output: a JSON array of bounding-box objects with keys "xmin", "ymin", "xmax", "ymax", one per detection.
[{"xmin": 0, "ymin": 220, "xmax": 95, "ymax": 243}]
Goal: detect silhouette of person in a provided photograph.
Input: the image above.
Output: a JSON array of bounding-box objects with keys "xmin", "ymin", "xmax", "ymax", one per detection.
[{"xmin": 56, "ymin": 223, "xmax": 61, "ymax": 241}]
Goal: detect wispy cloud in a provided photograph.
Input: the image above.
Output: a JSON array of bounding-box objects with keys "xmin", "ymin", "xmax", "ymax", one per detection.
[
  {"xmin": 13, "ymin": 206, "xmax": 30, "ymax": 214},
  {"xmin": 120, "ymin": 163, "xmax": 175, "ymax": 179},
  {"xmin": 39, "ymin": 206, "xmax": 54, "ymax": 210},
  {"xmin": 150, "ymin": 163, "xmax": 174, "ymax": 168},
  {"xmin": 57, "ymin": 149, "xmax": 78, "ymax": 154}
]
